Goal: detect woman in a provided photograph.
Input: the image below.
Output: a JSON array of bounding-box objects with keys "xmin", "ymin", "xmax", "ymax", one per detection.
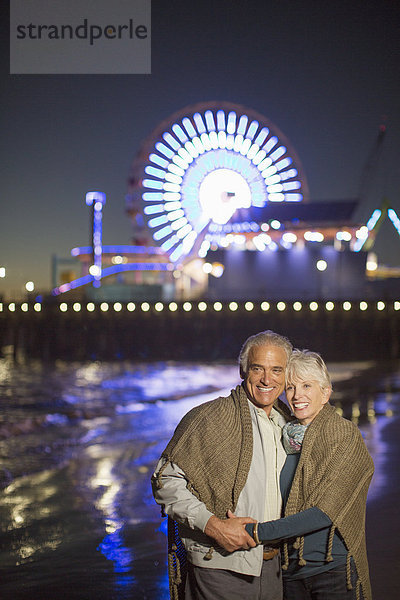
[{"xmin": 245, "ymin": 349, "xmax": 374, "ymax": 600}]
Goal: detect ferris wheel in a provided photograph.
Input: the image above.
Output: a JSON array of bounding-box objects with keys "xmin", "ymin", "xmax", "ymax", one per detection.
[{"xmin": 129, "ymin": 101, "xmax": 309, "ymax": 264}]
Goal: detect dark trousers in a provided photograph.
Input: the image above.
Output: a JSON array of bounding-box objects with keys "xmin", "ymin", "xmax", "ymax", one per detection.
[
  {"xmin": 283, "ymin": 560, "xmax": 361, "ymax": 600},
  {"xmin": 184, "ymin": 555, "xmax": 282, "ymax": 600}
]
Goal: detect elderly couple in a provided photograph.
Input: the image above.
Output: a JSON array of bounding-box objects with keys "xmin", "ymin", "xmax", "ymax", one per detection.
[{"xmin": 152, "ymin": 331, "xmax": 374, "ymax": 600}]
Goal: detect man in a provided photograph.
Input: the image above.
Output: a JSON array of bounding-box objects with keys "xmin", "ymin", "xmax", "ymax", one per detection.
[{"xmin": 152, "ymin": 330, "xmax": 292, "ymax": 600}]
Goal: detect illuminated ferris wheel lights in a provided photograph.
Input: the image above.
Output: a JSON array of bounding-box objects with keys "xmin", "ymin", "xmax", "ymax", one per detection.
[
  {"xmin": 164, "ymin": 201, "xmax": 182, "ymax": 211},
  {"xmin": 263, "ymin": 136, "xmax": 278, "ymax": 154},
  {"xmin": 252, "ymin": 149, "xmax": 267, "ymax": 165},
  {"xmin": 285, "ymin": 193, "xmax": 303, "ymax": 201},
  {"xmin": 143, "ymin": 179, "xmax": 163, "ymax": 190},
  {"xmin": 153, "ymin": 225, "xmax": 173, "ymax": 240},
  {"xmin": 267, "ymin": 183, "xmax": 284, "ymax": 194},
  {"xmin": 269, "ymin": 193, "xmax": 285, "ymax": 202},
  {"xmin": 283, "ymin": 181, "xmax": 301, "ymax": 191},
  {"xmin": 275, "ymin": 157, "xmax": 292, "ymax": 171},
  {"xmin": 149, "ymin": 153, "xmax": 169, "ymax": 168},
  {"xmin": 167, "ymin": 209, "xmax": 185, "ymax": 221},
  {"xmin": 149, "ymin": 215, "xmax": 168, "ymax": 228},
  {"xmin": 192, "ymin": 136, "xmax": 205, "ymax": 154},
  {"xmin": 168, "ymin": 163, "xmax": 185, "ymax": 177},
  {"xmin": 233, "ymin": 134, "xmax": 244, "ymax": 153},
  {"xmin": 261, "ymin": 165, "xmax": 278, "ymax": 178},
  {"xmin": 217, "ymin": 110, "xmax": 226, "ymax": 131},
  {"xmin": 192, "ymin": 112, "xmax": 206, "ymax": 134},
  {"xmin": 177, "ymin": 224, "xmax": 193, "ymax": 239},
  {"xmin": 161, "ymin": 234, "xmax": 179, "ymax": 251},
  {"xmin": 270, "ymin": 145, "xmax": 286, "ymax": 162},
  {"xmin": 209, "ymin": 131, "xmax": 219, "ymax": 149},
  {"xmin": 172, "ymin": 154, "xmax": 189, "ymax": 170},
  {"xmin": 205, "ymin": 110, "xmax": 216, "ymax": 132},
  {"xmin": 258, "ymin": 157, "xmax": 273, "ymax": 171},
  {"xmin": 226, "ymin": 134, "xmax": 234, "ymax": 150},
  {"xmin": 163, "ymin": 182, "xmax": 180, "ymax": 193},
  {"xmin": 163, "ymin": 131, "xmax": 180, "ymax": 150},
  {"xmin": 227, "ymin": 111, "xmax": 237, "ymax": 134},
  {"xmin": 170, "ymin": 244, "xmax": 184, "ymax": 262},
  {"xmin": 237, "ymin": 114, "xmax": 248, "ymax": 135},
  {"xmin": 144, "ymin": 204, "xmax": 163, "ymax": 215},
  {"xmin": 280, "ymin": 168, "xmax": 298, "ymax": 180},
  {"xmin": 246, "ymin": 120, "xmax": 259, "ymax": 139},
  {"xmin": 246, "ymin": 143, "xmax": 259, "ymax": 160},
  {"xmin": 145, "ymin": 165, "xmax": 165, "ymax": 179},
  {"xmin": 172, "ymin": 123, "xmax": 188, "ymax": 143},
  {"xmin": 218, "ymin": 130, "xmax": 227, "ymax": 149},
  {"xmin": 240, "ymin": 137, "xmax": 252, "ymax": 156},
  {"xmin": 200, "ymin": 132, "xmax": 212, "ymax": 151},
  {"xmin": 178, "ymin": 146, "xmax": 193, "ymax": 164},
  {"xmin": 264, "ymin": 174, "xmax": 281, "ymax": 185},
  {"xmin": 143, "ymin": 192, "xmax": 163, "ymax": 202},
  {"xmin": 254, "ymin": 127, "xmax": 269, "ymax": 147},
  {"xmin": 184, "ymin": 140, "xmax": 199, "ymax": 159},
  {"xmin": 155, "ymin": 142, "xmax": 174, "ymax": 159},
  {"xmin": 163, "ymin": 192, "xmax": 181, "ymax": 201},
  {"xmin": 182, "ymin": 116, "xmax": 197, "ymax": 138}
]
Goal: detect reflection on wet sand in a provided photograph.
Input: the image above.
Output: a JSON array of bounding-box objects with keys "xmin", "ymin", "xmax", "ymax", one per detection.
[{"xmin": 0, "ymin": 359, "xmax": 399, "ymax": 599}]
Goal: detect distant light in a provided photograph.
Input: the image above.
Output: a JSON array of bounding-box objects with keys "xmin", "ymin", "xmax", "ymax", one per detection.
[
  {"xmin": 213, "ymin": 302, "xmax": 222, "ymax": 311},
  {"xmin": 261, "ymin": 301, "xmax": 270, "ymax": 311},
  {"xmin": 183, "ymin": 302, "xmax": 192, "ymax": 312},
  {"xmin": 394, "ymin": 301, "xmax": 400, "ymax": 311},
  {"xmin": 293, "ymin": 302, "xmax": 302, "ymax": 311},
  {"xmin": 336, "ymin": 231, "xmax": 352, "ymax": 242},
  {"xmin": 377, "ymin": 301, "xmax": 385, "ymax": 311},
  {"xmin": 316, "ymin": 260, "xmax": 327, "ymax": 271},
  {"xmin": 343, "ymin": 302, "xmax": 352, "ymax": 311},
  {"xmin": 0, "ymin": 303, "xmax": 3, "ymax": 312},
  {"xmin": 304, "ymin": 231, "xmax": 324, "ymax": 242},
  {"xmin": 87, "ymin": 303, "xmax": 95, "ymax": 312},
  {"xmin": 25, "ymin": 281, "xmax": 35, "ymax": 292},
  {"xmin": 282, "ymin": 232, "xmax": 297, "ymax": 244},
  {"xmin": 0, "ymin": 267, "xmax": 5, "ymax": 278},
  {"xmin": 261, "ymin": 223, "xmax": 270, "ymax": 232},
  {"xmin": 366, "ymin": 209, "xmax": 382, "ymax": 230},
  {"xmin": 229, "ymin": 302, "xmax": 238, "ymax": 311},
  {"xmin": 34, "ymin": 303, "xmax": 41, "ymax": 312},
  {"xmin": 8, "ymin": 303, "xmax": 16, "ymax": 312},
  {"xmin": 309, "ymin": 302, "xmax": 318, "ymax": 311},
  {"xmin": 155, "ymin": 302, "xmax": 164, "ymax": 312},
  {"xmin": 366, "ymin": 252, "xmax": 378, "ymax": 271},
  {"xmin": 359, "ymin": 301, "xmax": 368, "ymax": 311},
  {"xmin": 277, "ymin": 302, "xmax": 286, "ymax": 311},
  {"xmin": 198, "ymin": 302, "xmax": 207, "ymax": 311},
  {"xmin": 356, "ymin": 226, "xmax": 369, "ymax": 240},
  {"xmin": 270, "ymin": 220, "xmax": 281, "ymax": 230},
  {"xmin": 89, "ymin": 265, "xmax": 101, "ymax": 277},
  {"xmin": 73, "ymin": 302, "xmax": 81, "ymax": 312},
  {"xmin": 21, "ymin": 303, "xmax": 28, "ymax": 312},
  {"xmin": 245, "ymin": 302, "xmax": 254, "ymax": 311},
  {"xmin": 113, "ymin": 302, "xmax": 123, "ymax": 312},
  {"xmin": 127, "ymin": 302, "xmax": 136, "ymax": 312},
  {"xmin": 60, "ymin": 303, "xmax": 68, "ymax": 312},
  {"xmin": 203, "ymin": 262, "xmax": 213, "ymax": 274},
  {"xmin": 141, "ymin": 302, "xmax": 150, "ymax": 312},
  {"xmin": 168, "ymin": 302, "xmax": 178, "ymax": 312},
  {"xmin": 100, "ymin": 302, "xmax": 109, "ymax": 312},
  {"xmin": 388, "ymin": 208, "xmax": 400, "ymax": 235},
  {"xmin": 325, "ymin": 301, "xmax": 334, "ymax": 311},
  {"xmin": 211, "ymin": 262, "xmax": 225, "ymax": 278}
]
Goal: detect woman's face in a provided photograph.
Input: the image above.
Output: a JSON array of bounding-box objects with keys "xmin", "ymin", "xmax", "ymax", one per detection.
[{"xmin": 285, "ymin": 378, "xmax": 331, "ymax": 425}]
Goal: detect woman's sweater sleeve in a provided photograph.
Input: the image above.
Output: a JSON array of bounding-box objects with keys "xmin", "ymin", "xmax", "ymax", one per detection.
[{"xmin": 245, "ymin": 507, "xmax": 331, "ymax": 544}]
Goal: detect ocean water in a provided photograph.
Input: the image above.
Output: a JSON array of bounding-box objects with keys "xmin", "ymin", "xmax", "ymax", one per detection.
[{"xmin": 0, "ymin": 358, "xmax": 399, "ymax": 599}]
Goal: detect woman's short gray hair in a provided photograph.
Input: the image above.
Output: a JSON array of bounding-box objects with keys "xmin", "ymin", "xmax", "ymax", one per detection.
[
  {"xmin": 286, "ymin": 349, "xmax": 332, "ymax": 391},
  {"xmin": 238, "ymin": 330, "xmax": 293, "ymax": 379}
]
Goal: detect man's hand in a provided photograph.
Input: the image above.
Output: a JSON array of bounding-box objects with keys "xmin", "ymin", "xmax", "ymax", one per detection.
[{"xmin": 204, "ymin": 511, "xmax": 257, "ymax": 553}]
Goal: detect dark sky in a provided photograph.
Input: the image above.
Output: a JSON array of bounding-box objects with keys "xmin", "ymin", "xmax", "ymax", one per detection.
[{"xmin": 1, "ymin": 0, "xmax": 399, "ymax": 296}]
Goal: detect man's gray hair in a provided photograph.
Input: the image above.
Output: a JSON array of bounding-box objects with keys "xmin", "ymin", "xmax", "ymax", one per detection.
[
  {"xmin": 238, "ymin": 330, "xmax": 293, "ymax": 379},
  {"xmin": 286, "ymin": 349, "xmax": 332, "ymax": 391}
]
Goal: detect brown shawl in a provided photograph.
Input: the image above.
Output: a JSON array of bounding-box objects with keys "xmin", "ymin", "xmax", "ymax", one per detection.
[{"xmin": 284, "ymin": 403, "xmax": 374, "ymax": 600}]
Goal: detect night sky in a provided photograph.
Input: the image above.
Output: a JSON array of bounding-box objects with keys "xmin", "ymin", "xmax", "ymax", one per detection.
[{"xmin": 1, "ymin": 0, "xmax": 399, "ymax": 297}]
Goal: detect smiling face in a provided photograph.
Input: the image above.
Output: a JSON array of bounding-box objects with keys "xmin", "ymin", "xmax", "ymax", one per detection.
[
  {"xmin": 244, "ymin": 344, "xmax": 287, "ymax": 415},
  {"xmin": 285, "ymin": 379, "xmax": 331, "ymax": 425}
]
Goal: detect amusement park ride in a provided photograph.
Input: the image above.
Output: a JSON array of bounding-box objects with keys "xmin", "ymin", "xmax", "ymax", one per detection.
[{"xmin": 52, "ymin": 101, "xmax": 400, "ymax": 302}]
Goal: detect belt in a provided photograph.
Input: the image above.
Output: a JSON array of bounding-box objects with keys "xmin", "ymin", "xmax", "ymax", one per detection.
[{"xmin": 263, "ymin": 547, "xmax": 280, "ymax": 561}]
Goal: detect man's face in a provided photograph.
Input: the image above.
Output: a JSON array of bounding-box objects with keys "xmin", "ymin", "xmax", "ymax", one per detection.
[{"xmin": 244, "ymin": 344, "xmax": 287, "ymax": 415}]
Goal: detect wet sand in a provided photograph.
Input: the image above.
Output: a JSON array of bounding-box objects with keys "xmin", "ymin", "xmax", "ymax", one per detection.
[{"xmin": 0, "ymin": 360, "xmax": 399, "ymax": 599}]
